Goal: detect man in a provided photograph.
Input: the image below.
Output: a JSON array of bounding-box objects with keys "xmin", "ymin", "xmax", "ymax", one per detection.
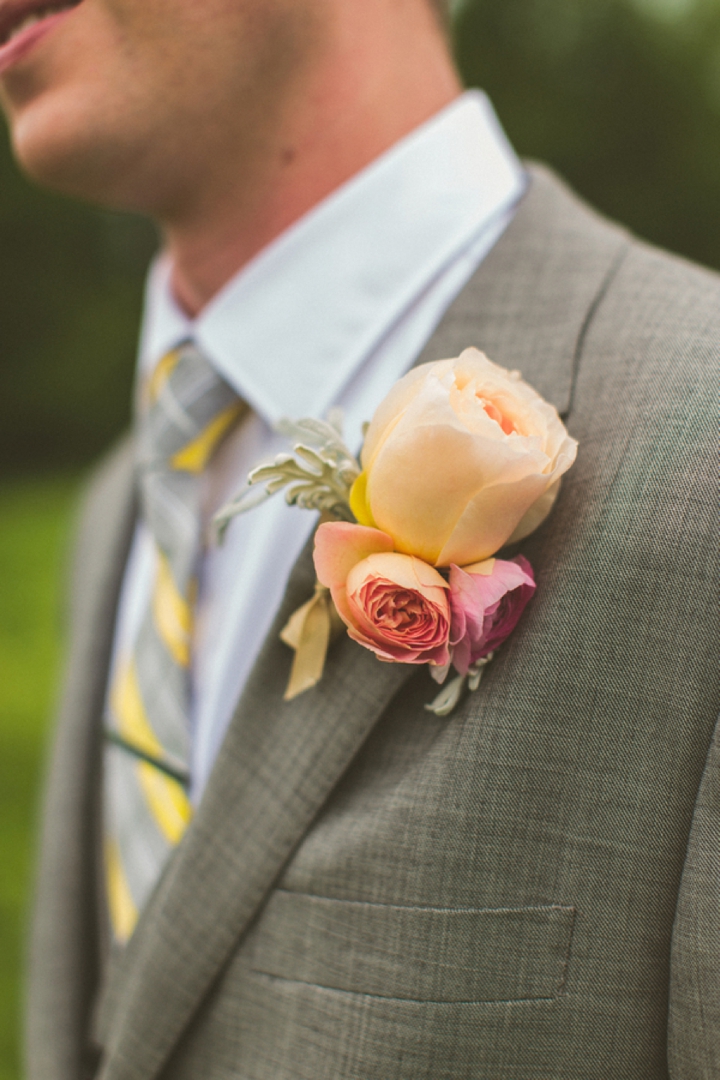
[{"xmin": 2, "ymin": 0, "xmax": 717, "ymax": 1076}]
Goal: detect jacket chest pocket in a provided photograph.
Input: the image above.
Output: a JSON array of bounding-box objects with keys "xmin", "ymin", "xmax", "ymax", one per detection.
[{"xmin": 247, "ymin": 889, "xmax": 576, "ymax": 1003}]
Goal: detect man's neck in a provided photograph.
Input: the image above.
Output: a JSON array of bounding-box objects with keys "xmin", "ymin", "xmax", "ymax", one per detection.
[{"xmin": 162, "ymin": 4, "xmax": 462, "ymax": 318}]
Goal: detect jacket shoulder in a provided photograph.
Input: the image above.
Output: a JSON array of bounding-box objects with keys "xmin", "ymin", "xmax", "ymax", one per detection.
[
  {"xmin": 608, "ymin": 233, "xmax": 720, "ymax": 348},
  {"xmin": 528, "ymin": 160, "xmax": 720, "ymax": 356}
]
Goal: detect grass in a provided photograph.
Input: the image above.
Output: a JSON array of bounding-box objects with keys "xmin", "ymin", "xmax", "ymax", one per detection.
[{"xmin": 0, "ymin": 475, "xmax": 82, "ymax": 1080}]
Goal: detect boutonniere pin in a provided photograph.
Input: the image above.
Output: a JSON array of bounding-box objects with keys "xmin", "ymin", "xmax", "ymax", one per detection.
[{"xmin": 214, "ymin": 348, "xmax": 577, "ymax": 715}]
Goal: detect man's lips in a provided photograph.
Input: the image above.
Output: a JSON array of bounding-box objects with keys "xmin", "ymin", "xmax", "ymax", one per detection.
[{"xmin": 0, "ymin": 0, "xmax": 81, "ymax": 74}]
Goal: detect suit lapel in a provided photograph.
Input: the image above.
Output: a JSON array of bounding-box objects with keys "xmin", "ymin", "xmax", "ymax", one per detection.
[
  {"xmin": 98, "ymin": 166, "xmax": 630, "ymax": 1080},
  {"xmin": 98, "ymin": 536, "xmax": 417, "ymax": 1078}
]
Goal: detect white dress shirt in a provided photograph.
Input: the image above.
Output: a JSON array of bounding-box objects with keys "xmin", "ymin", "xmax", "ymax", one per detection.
[{"xmin": 109, "ymin": 90, "xmax": 526, "ymax": 800}]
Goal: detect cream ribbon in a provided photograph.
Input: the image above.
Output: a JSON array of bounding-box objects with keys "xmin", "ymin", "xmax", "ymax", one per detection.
[{"xmin": 280, "ymin": 582, "xmax": 345, "ymax": 700}]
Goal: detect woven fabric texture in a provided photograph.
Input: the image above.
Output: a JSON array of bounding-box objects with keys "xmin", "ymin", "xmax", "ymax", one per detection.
[{"xmin": 26, "ymin": 166, "xmax": 720, "ymax": 1080}]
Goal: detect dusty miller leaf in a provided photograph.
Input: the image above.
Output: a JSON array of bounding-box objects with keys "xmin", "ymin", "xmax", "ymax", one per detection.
[{"xmin": 211, "ymin": 414, "xmax": 360, "ymax": 543}]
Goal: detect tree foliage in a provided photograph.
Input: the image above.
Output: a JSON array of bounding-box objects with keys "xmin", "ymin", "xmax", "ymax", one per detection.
[
  {"xmin": 454, "ymin": 0, "xmax": 720, "ymax": 268},
  {"xmin": 0, "ymin": 147, "xmax": 156, "ymax": 472}
]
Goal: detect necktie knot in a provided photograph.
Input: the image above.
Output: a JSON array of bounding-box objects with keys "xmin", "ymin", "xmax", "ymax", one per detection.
[{"xmin": 137, "ymin": 342, "xmax": 245, "ymax": 588}]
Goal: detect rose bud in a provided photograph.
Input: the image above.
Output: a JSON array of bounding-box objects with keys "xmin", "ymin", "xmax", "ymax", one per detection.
[{"xmin": 449, "ymin": 556, "xmax": 536, "ymax": 676}]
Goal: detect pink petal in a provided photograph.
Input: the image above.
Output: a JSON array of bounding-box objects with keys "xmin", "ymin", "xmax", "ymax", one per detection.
[
  {"xmin": 313, "ymin": 523, "xmax": 394, "ymax": 590},
  {"xmin": 449, "ymin": 556, "xmax": 536, "ymax": 675},
  {"xmin": 460, "ymin": 555, "xmax": 535, "ymax": 609},
  {"xmin": 347, "ymin": 552, "xmax": 448, "ymax": 596}
]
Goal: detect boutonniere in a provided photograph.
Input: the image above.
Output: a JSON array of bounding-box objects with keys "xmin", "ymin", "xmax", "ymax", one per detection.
[{"xmin": 214, "ymin": 348, "xmax": 577, "ymax": 715}]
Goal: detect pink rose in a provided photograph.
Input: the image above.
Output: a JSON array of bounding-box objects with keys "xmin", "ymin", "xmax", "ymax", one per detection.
[
  {"xmin": 314, "ymin": 522, "xmax": 451, "ymax": 666},
  {"xmin": 449, "ymin": 556, "xmax": 536, "ymax": 676}
]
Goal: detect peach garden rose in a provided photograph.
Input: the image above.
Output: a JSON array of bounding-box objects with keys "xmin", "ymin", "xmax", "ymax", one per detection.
[{"xmin": 350, "ymin": 348, "xmax": 577, "ymax": 566}]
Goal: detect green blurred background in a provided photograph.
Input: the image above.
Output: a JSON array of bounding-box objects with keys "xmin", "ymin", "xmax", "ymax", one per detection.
[{"xmin": 1, "ymin": 0, "xmax": 719, "ymax": 1074}]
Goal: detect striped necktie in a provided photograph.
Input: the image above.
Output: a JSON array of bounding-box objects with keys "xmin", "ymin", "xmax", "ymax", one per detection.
[{"xmin": 103, "ymin": 341, "xmax": 245, "ymax": 943}]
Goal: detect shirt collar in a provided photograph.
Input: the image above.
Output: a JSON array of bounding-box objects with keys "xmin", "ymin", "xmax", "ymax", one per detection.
[{"xmin": 139, "ymin": 90, "xmax": 525, "ymax": 424}]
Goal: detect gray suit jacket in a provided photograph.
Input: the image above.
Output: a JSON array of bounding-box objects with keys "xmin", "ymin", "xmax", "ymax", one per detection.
[{"xmin": 26, "ymin": 166, "xmax": 720, "ymax": 1079}]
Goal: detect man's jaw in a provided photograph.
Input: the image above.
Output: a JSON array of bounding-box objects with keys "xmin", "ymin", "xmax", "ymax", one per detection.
[{"xmin": 0, "ymin": 0, "xmax": 82, "ymax": 74}]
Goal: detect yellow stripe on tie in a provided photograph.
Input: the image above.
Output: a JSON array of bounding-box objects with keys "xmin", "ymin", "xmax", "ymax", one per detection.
[
  {"xmin": 105, "ymin": 838, "xmax": 139, "ymax": 944},
  {"xmin": 171, "ymin": 401, "xmax": 245, "ymax": 474},
  {"xmin": 137, "ymin": 761, "xmax": 192, "ymax": 845},
  {"xmin": 111, "ymin": 661, "xmax": 165, "ymax": 761},
  {"xmin": 146, "ymin": 348, "xmax": 181, "ymax": 406},
  {"xmin": 152, "ymin": 553, "xmax": 193, "ymax": 668}
]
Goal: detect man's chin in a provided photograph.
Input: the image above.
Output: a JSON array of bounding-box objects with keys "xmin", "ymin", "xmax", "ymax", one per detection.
[{"xmin": 8, "ymin": 100, "xmax": 137, "ymax": 207}]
